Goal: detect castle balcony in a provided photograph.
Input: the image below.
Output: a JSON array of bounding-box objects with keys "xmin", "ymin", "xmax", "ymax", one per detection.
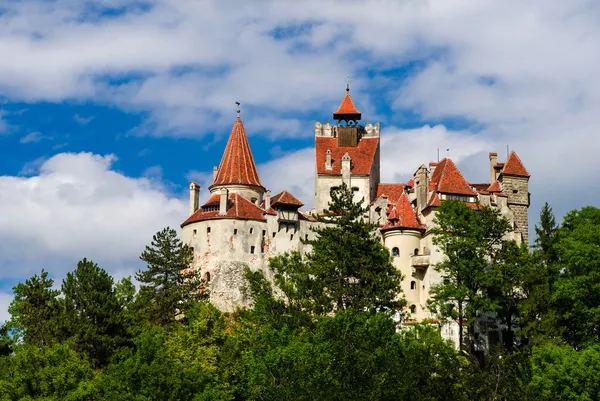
[{"xmin": 410, "ymin": 254, "xmax": 430, "ymax": 270}]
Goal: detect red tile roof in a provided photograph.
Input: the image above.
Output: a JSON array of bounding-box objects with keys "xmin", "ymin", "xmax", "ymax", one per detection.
[
  {"xmin": 211, "ymin": 117, "xmax": 265, "ymax": 189},
  {"xmin": 376, "ymin": 183, "xmax": 405, "ymax": 205},
  {"xmin": 190, "ymin": 181, "xmax": 200, "ymax": 188},
  {"xmin": 429, "ymin": 158, "xmax": 477, "ymax": 196},
  {"xmin": 381, "ymin": 193, "xmax": 425, "ymax": 232},
  {"xmin": 316, "ymin": 137, "xmax": 379, "ymax": 175},
  {"xmin": 406, "ymin": 178, "xmax": 415, "ymax": 187},
  {"xmin": 333, "ymin": 93, "xmax": 361, "ymax": 119},
  {"xmin": 487, "ymin": 181, "xmax": 502, "ymax": 193},
  {"xmin": 270, "ymin": 190, "xmax": 304, "ymax": 207},
  {"xmin": 502, "ymin": 151, "xmax": 530, "ymax": 178},
  {"xmin": 181, "ymin": 192, "xmax": 266, "ymax": 227},
  {"xmin": 470, "ymin": 182, "xmax": 491, "ymax": 194}
]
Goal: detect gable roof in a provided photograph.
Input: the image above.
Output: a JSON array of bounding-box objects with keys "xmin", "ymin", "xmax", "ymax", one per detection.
[
  {"xmin": 375, "ymin": 183, "xmax": 406, "ymax": 205},
  {"xmin": 333, "ymin": 92, "xmax": 361, "ymax": 120},
  {"xmin": 315, "ymin": 136, "xmax": 379, "ymax": 175},
  {"xmin": 270, "ymin": 190, "xmax": 304, "ymax": 207},
  {"xmin": 181, "ymin": 192, "xmax": 266, "ymax": 227},
  {"xmin": 381, "ymin": 193, "xmax": 426, "ymax": 232},
  {"xmin": 211, "ymin": 117, "xmax": 265, "ymax": 189},
  {"xmin": 429, "ymin": 158, "xmax": 477, "ymax": 196},
  {"xmin": 502, "ymin": 151, "xmax": 530, "ymax": 178},
  {"xmin": 487, "ymin": 181, "xmax": 502, "ymax": 193}
]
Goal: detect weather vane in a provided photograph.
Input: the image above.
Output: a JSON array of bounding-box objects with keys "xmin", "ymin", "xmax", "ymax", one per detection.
[
  {"xmin": 235, "ymin": 97, "xmax": 240, "ymax": 117},
  {"xmin": 346, "ymin": 75, "xmax": 352, "ymax": 92}
]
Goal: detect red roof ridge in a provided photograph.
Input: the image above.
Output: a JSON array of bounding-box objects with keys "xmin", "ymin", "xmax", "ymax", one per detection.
[
  {"xmin": 181, "ymin": 192, "xmax": 266, "ymax": 227},
  {"xmin": 431, "ymin": 158, "xmax": 477, "ymax": 196},
  {"xmin": 382, "ymin": 193, "xmax": 425, "ymax": 231},
  {"xmin": 211, "ymin": 117, "xmax": 265, "ymax": 189},
  {"xmin": 502, "ymin": 151, "xmax": 530, "ymax": 178},
  {"xmin": 487, "ymin": 181, "xmax": 502, "ymax": 193},
  {"xmin": 271, "ymin": 190, "xmax": 304, "ymax": 207}
]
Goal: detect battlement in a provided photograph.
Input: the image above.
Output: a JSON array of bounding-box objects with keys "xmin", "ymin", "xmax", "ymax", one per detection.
[{"xmin": 314, "ymin": 121, "xmax": 380, "ymax": 138}]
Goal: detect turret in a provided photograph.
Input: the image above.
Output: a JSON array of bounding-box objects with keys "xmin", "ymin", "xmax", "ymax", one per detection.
[{"xmin": 499, "ymin": 151, "xmax": 530, "ymax": 243}]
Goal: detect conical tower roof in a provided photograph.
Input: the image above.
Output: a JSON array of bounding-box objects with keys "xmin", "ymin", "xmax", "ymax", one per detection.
[{"xmin": 211, "ymin": 117, "xmax": 264, "ymax": 189}]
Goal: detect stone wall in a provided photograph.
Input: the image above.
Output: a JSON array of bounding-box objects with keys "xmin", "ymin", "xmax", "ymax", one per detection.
[{"xmin": 501, "ymin": 176, "xmax": 530, "ymax": 243}]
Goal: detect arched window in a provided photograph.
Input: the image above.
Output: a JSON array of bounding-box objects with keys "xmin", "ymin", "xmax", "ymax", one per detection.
[
  {"xmin": 392, "ymin": 247, "xmax": 400, "ymax": 257},
  {"xmin": 410, "ymin": 281, "xmax": 416, "ymax": 290},
  {"xmin": 414, "ymin": 248, "xmax": 419, "ymax": 256},
  {"xmin": 410, "ymin": 304, "xmax": 416, "ymax": 314}
]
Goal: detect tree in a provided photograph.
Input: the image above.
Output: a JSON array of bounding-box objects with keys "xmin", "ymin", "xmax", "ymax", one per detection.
[
  {"xmin": 485, "ymin": 241, "xmax": 530, "ymax": 349},
  {"xmin": 268, "ymin": 184, "xmax": 403, "ymax": 316},
  {"xmin": 61, "ymin": 258, "xmax": 129, "ymax": 367},
  {"xmin": 551, "ymin": 206, "xmax": 600, "ymax": 347},
  {"xmin": 7, "ymin": 269, "xmax": 60, "ymax": 347},
  {"xmin": 520, "ymin": 203, "xmax": 560, "ymax": 340},
  {"xmin": 136, "ymin": 227, "xmax": 207, "ymax": 328},
  {"xmin": 428, "ymin": 200, "xmax": 512, "ymax": 353}
]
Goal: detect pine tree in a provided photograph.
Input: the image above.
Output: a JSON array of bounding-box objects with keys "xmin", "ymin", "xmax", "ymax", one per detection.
[
  {"xmin": 7, "ymin": 269, "xmax": 60, "ymax": 347},
  {"xmin": 136, "ymin": 227, "xmax": 207, "ymax": 328},
  {"xmin": 268, "ymin": 184, "xmax": 404, "ymax": 316},
  {"xmin": 61, "ymin": 258, "xmax": 128, "ymax": 367}
]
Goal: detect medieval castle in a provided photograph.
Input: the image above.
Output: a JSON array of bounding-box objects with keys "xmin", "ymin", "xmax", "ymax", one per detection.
[{"xmin": 180, "ymin": 86, "xmax": 530, "ymax": 338}]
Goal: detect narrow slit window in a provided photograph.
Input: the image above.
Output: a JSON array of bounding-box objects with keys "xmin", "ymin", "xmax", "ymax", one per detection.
[{"xmin": 250, "ymin": 246, "xmax": 255, "ymax": 254}]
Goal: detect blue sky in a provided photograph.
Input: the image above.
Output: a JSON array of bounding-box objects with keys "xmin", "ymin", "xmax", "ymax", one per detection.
[{"xmin": 1, "ymin": 0, "xmax": 600, "ymax": 321}]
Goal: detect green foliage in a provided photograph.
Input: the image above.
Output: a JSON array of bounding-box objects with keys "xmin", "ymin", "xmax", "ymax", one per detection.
[
  {"xmin": 61, "ymin": 258, "xmax": 129, "ymax": 368},
  {"xmin": 0, "ymin": 342, "xmax": 95, "ymax": 401},
  {"xmin": 269, "ymin": 183, "xmax": 403, "ymax": 316},
  {"xmin": 93, "ymin": 325, "xmax": 231, "ymax": 401},
  {"xmin": 7, "ymin": 269, "xmax": 60, "ymax": 347},
  {"xmin": 136, "ymin": 227, "xmax": 207, "ymax": 328},
  {"xmin": 428, "ymin": 200, "xmax": 512, "ymax": 352},
  {"xmin": 520, "ymin": 202, "xmax": 561, "ymax": 340},
  {"xmin": 552, "ymin": 206, "xmax": 600, "ymax": 347},
  {"xmin": 529, "ymin": 343, "xmax": 600, "ymax": 400}
]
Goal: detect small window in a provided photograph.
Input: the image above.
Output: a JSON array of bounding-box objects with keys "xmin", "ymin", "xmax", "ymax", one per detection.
[
  {"xmin": 513, "ymin": 189, "xmax": 518, "ymax": 194},
  {"xmin": 305, "ymin": 234, "xmax": 309, "ymax": 241},
  {"xmin": 250, "ymin": 246, "xmax": 255, "ymax": 254},
  {"xmin": 262, "ymin": 230, "xmax": 266, "ymax": 236},
  {"xmin": 392, "ymin": 247, "xmax": 400, "ymax": 257},
  {"xmin": 273, "ymin": 232, "xmax": 276, "ymax": 238},
  {"xmin": 410, "ymin": 305, "xmax": 416, "ymax": 314},
  {"xmin": 251, "ymin": 197, "xmax": 257, "ymax": 204},
  {"xmin": 193, "ymin": 229, "xmax": 197, "ymax": 237},
  {"xmin": 290, "ymin": 234, "xmax": 294, "ymax": 241},
  {"xmin": 410, "ymin": 281, "xmax": 416, "ymax": 290},
  {"xmin": 234, "ymin": 229, "xmax": 237, "ymax": 235},
  {"xmin": 250, "ymin": 227, "xmax": 254, "ymax": 234},
  {"xmin": 207, "ymin": 227, "xmax": 211, "ymax": 233},
  {"xmin": 205, "ymin": 272, "xmax": 211, "ymax": 282},
  {"xmin": 414, "ymin": 248, "xmax": 419, "ymax": 256},
  {"xmin": 352, "ymin": 186, "xmax": 359, "ymax": 192}
]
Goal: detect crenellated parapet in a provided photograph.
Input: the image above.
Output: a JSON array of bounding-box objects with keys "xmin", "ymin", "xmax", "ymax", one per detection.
[{"xmin": 314, "ymin": 121, "xmax": 380, "ymax": 137}]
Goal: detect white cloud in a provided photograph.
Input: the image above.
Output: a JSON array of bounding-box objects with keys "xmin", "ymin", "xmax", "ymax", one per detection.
[
  {"xmin": 0, "ymin": 293, "xmax": 12, "ymax": 324},
  {"xmin": 0, "ymin": 152, "xmax": 186, "ymax": 283},
  {"xmin": 73, "ymin": 114, "xmax": 94, "ymax": 125},
  {"xmin": 19, "ymin": 131, "xmax": 45, "ymax": 144}
]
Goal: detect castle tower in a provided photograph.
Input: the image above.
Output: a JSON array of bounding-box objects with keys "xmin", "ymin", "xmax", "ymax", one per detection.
[
  {"xmin": 209, "ymin": 103, "xmax": 266, "ymax": 204},
  {"xmin": 498, "ymin": 151, "xmax": 530, "ymax": 243},
  {"xmin": 314, "ymin": 82, "xmax": 381, "ymax": 212}
]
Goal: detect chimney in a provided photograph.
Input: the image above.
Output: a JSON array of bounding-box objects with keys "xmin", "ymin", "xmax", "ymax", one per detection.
[
  {"xmin": 341, "ymin": 153, "xmax": 351, "ymax": 187},
  {"xmin": 264, "ymin": 190, "xmax": 271, "ymax": 210},
  {"xmin": 219, "ymin": 188, "xmax": 228, "ymax": 215},
  {"xmin": 489, "ymin": 152, "xmax": 498, "ymax": 183},
  {"xmin": 326, "ymin": 149, "xmax": 332, "ymax": 170},
  {"xmin": 189, "ymin": 182, "xmax": 200, "ymax": 216},
  {"xmin": 429, "ymin": 162, "xmax": 438, "ymax": 177},
  {"xmin": 213, "ymin": 166, "xmax": 218, "ymax": 181},
  {"xmin": 415, "ymin": 165, "xmax": 428, "ymax": 213}
]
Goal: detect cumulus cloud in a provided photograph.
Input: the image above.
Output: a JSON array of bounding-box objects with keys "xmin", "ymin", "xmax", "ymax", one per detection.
[{"xmin": 0, "ymin": 152, "xmax": 186, "ymax": 283}]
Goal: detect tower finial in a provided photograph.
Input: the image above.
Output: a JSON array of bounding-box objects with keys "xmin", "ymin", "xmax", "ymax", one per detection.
[
  {"xmin": 346, "ymin": 75, "xmax": 351, "ymax": 93},
  {"xmin": 235, "ymin": 97, "xmax": 240, "ymax": 117}
]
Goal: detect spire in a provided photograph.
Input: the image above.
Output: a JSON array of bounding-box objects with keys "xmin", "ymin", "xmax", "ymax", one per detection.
[
  {"xmin": 210, "ymin": 114, "xmax": 264, "ymax": 189},
  {"xmin": 502, "ymin": 150, "xmax": 530, "ymax": 178},
  {"xmin": 333, "ymin": 77, "xmax": 361, "ymax": 121}
]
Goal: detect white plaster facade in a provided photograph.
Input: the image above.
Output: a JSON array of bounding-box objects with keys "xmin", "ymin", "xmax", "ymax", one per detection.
[{"xmin": 181, "ymin": 91, "xmax": 530, "ymax": 348}]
